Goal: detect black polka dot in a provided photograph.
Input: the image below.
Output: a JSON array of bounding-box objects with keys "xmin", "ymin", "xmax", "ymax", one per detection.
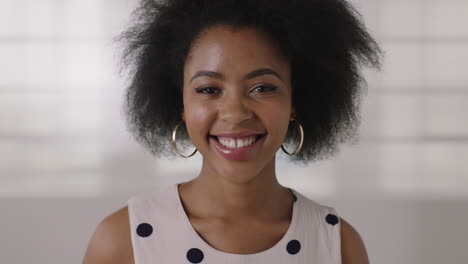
[
  {"xmin": 325, "ymin": 214, "xmax": 339, "ymax": 225},
  {"xmin": 186, "ymin": 248, "xmax": 204, "ymax": 263},
  {"xmin": 136, "ymin": 223, "xmax": 153, "ymax": 237},
  {"xmin": 286, "ymin": 239, "xmax": 301, "ymax": 255}
]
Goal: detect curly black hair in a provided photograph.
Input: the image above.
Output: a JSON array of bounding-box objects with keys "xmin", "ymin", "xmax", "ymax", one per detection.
[{"xmin": 117, "ymin": 0, "xmax": 382, "ymax": 164}]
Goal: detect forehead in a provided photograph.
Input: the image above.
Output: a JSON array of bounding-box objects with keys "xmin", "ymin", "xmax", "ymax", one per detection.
[{"xmin": 184, "ymin": 25, "xmax": 290, "ymax": 75}]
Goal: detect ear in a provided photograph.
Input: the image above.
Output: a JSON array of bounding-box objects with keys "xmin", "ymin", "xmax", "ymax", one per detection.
[
  {"xmin": 290, "ymin": 106, "xmax": 296, "ymax": 120},
  {"xmin": 181, "ymin": 110, "xmax": 185, "ymax": 121}
]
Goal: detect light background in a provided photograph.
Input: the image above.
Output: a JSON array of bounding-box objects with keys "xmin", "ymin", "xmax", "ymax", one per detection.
[{"xmin": 0, "ymin": 0, "xmax": 467, "ymax": 263}]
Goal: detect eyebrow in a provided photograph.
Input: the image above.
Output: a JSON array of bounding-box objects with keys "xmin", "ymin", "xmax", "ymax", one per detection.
[{"xmin": 190, "ymin": 68, "xmax": 282, "ymax": 83}]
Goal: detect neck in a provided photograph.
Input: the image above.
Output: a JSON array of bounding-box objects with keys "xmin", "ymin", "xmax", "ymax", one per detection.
[{"xmin": 179, "ymin": 157, "xmax": 293, "ymax": 221}]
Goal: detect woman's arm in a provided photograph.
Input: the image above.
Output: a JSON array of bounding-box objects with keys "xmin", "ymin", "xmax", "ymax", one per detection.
[
  {"xmin": 82, "ymin": 207, "xmax": 134, "ymax": 264},
  {"xmin": 340, "ymin": 217, "xmax": 370, "ymax": 264}
]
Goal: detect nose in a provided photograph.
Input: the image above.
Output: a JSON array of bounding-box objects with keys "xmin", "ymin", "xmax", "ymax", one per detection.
[{"xmin": 218, "ymin": 93, "xmax": 253, "ymax": 125}]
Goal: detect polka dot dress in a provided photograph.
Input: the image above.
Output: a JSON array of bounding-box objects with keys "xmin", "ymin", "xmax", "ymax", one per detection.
[{"xmin": 127, "ymin": 183, "xmax": 341, "ymax": 264}]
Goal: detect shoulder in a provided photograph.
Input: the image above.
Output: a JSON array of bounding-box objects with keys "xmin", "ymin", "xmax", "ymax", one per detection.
[
  {"xmin": 340, "ymin": 217, "xmax": 369, "ymax": 264},
  {"xmin": 82, "ymin": 206, "xmax": 134, "ymax": 264}
]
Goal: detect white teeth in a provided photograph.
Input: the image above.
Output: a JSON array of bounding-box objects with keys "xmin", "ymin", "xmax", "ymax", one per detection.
[{"xmin": 218, "ymin": 136, "xmax": 258, "ymax": 149}]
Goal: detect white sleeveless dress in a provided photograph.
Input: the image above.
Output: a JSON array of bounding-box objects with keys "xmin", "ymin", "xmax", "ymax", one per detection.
[{"xmin": 127, "ymin": 182, "xmax": 342, "ymax": 263}]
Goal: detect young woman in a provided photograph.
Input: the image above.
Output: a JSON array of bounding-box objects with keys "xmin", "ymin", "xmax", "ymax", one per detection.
[{"xmin": 83, "ymin": 0, "xmax": 382, "ymax": 263}]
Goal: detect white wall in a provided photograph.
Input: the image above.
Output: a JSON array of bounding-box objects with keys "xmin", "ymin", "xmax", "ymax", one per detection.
[{"xmin": 0, "ymin": 0, "xmax": 467, "ymax": 263}]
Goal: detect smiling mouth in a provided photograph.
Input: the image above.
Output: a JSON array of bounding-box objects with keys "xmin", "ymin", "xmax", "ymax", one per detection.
[{"xmin": 209, "ymin": 134, "xmax": 266, "ymax": 149}]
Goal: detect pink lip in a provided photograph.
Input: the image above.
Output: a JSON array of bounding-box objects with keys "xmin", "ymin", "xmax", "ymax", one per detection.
[{"xmin": 209, "ymin": 134, "xmax": 266, "ymax": 161}]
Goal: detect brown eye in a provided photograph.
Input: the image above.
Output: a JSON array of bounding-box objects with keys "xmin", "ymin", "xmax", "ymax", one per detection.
[
  {"xmin": 251, "ymin": 85, "xmax": 277, "ymax": 93},
  {"xmin": 195, "ymin": 86, "xmax": 220, "ymax": 94}
]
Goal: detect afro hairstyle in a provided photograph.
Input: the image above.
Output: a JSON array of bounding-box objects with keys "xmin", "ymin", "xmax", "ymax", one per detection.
[{"xmin": 118, "ymin": 0, "xmax": 383, "ymax": 164}]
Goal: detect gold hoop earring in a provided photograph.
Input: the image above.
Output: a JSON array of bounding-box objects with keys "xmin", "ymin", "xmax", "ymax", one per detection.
[
  {"xmin": 281, "ymin": 119, "xmax": 304, "ymax": 155},
  {"xmin": 172, "ymin": 120, "xmax": 197, "ymax": 158}
]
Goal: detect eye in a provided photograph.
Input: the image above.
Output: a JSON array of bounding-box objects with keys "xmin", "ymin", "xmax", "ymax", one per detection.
[
  {"xmin": 195, "ymin": 86, "xmax": 220, "ymax": 94},
  {"xmin": 251, "ymin": 84, "xmax": 277, "ymax": 93}
]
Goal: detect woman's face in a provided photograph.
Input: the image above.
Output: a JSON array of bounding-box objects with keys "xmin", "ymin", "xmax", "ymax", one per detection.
[{"xmin": 182, "ymin": 25, "xmax": 293, "ymax": 180}]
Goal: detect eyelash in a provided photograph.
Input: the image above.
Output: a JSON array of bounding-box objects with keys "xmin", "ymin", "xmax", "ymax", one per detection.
[
  {"xmin": 195, "ymin": 85, "xmax": 277, "ymax": 94},
  {"xmin": 195, "ymin": 86, "xmax": 220, "ymax": 94}
]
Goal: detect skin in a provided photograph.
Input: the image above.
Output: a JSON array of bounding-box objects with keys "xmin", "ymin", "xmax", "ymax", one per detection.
[
  {"xmin": 180, "ymin": 25, "xmax": 294, "ymax": 224},
  {"xmin": 178, "ymin": 24, "xmax": 296, "ymax": 254},
  {"xmin": 82, "ymin": 25, "xmax": 370, "ymax": 264}
]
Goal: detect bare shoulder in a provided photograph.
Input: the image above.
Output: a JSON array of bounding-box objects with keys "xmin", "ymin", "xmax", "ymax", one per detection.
[
  {"xmin": 82, "ymin": 206, "xmax": 134, "ymax": 264},
  {"xmin": 340, "ymin": 217, "xmax": 369, "ymax": 264}
]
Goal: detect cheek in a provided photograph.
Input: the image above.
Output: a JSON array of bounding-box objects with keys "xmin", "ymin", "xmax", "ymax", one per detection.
[
  {"xmin": 276, "ymin": 103, "xmax": 293, "ymax": 137},
  {"xmin": 274, "ymin": 113, "xmax": 292, "ymax": 137},
  {"xmin": 260, "ymin": 101, "xmax": 292, "ymax": 138},
  {"xmin": 184, "ymin": 102, "xmax": 216, "ymax": 137}
]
